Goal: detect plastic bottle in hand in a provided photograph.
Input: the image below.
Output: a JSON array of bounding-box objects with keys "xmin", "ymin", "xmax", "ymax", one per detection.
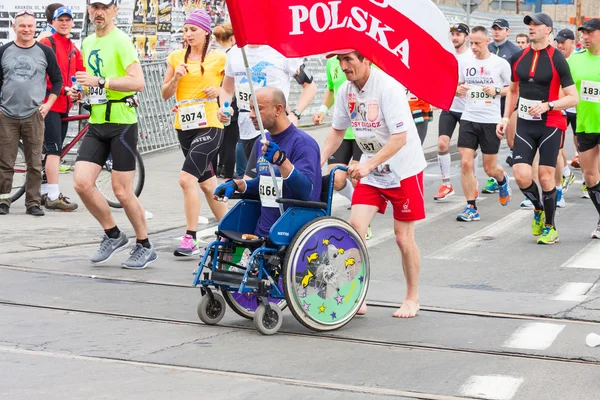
[
  {"xmin": 222, "ymin": 101, "xmax": 232, "ymax": 127},
  {"xmin": 71, "ymin": 76, "xmax": 84, "ymax": 101}
]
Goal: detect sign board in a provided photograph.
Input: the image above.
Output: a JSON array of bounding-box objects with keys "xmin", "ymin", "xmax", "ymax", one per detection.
[{"xmin": 455, "ymin": 0, "xmax": 485, "ymax": 14}]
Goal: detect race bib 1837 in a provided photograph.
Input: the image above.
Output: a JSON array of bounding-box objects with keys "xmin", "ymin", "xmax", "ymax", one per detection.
[{"xmin": 581, "ymin": 80, "xmax": 600, "ymax": 103}]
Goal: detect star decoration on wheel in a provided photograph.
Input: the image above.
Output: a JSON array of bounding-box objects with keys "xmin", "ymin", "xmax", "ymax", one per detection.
[
  {"xmin": 358, "ymin": 275, "xmax": 364, "ymax": 283},
  {"xmin": 302, "ymin": 301, "xmax": 310, "ymax": 311},
  {"xmin": 330, "ymin": 311, "xmax": 337, "ymax": 320},
  {"xmin": 318, "ymin": 303, "xmax": 326, "ymax": 313},
  {"xmin": 335, "ymin": 293, "xmax": 344, "ymax": 304}
]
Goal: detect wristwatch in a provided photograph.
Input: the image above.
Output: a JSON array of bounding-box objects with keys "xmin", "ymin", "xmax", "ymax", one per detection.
[
  {"xmin": 548, "ymin": 101, "xmax": 555, "ymax": 111},
  {"xmin": 291, "ymin": 108, "xmax": 302, "ymax": 120},
  {"xmin": 495, "ymin": 87, "xmax": 501, "ymax": 96},
  {"xmin": 98, "ymin": 77, "xmax": 106, "ymax": 89}
]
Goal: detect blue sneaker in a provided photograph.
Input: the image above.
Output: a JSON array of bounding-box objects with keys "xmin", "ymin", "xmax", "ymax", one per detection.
[
  {"xmin": 498, "ymin": 173, "xmax": 511, "ymax": 206},
  {"xmin": 557, "ymin": 188, "xmax": 566, "ymax": 208},
  {"xmin": 482, "ymin": 178, "xmax": 498, "ymax": 194},
  {"xmin": 456, "ymin": 205, "xmax": 480, "ymax": 222}
]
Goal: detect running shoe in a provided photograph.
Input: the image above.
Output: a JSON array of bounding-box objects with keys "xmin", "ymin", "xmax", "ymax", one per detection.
[
  {"xmin": 561, "ymin": 171, "xmax": 576, "ymax": 192},
  {"xmin": 482, "ymin": 178, "xmax": 498, "ymax": 194},
  {"xmin": 45, "ymin": 194, "xmax": 78, "ymax": 211},
  {"xmin": 59, "ymin": 165, "xmax": 71, "ymax": 173},
  {"xmin": 91, "ymin": 232, "xmax": 129, "ymax": 264},
  {"xmin": 122, "ymin": 243, "xmax": 158, "ymax": 269},
  {"xmin": 456, "ymin": 205, "xmax": 480, "ymax": 222},
  {"xmin": 520, "ymin": 199, "xmax": 533, "ymax": 208},
  {"xmin": 557, "ymin": 188, "xmax": 566, "ymax": 208},
  {"xmin": 434, "ymin": 184, "xmax": 454, "ymax": 201},
  {"xmin": 582, "ymin": 183, "xmax": 590, "ymax": 199},
  {"xmin": 498, "ymin": 173, "xmax": 511, "ymax": 206},
  {"xmin": 592, "ymin": 220, "xmax": 600, "ymax": 239},
  {"xmin": 365, "ymin": 225, "xmax": 373, "ymax": 240},
  {"xmin": 174, "ymin": 234, "xmax": 200, "ymax": 257},
  {"xmin": 537, "ymin": 226, "xmax": 559, "ymax": 245},
  {"xmin": 532, "ymin": 210, "xmax": 545, "ymax": 236},
  {"xmin": 571, "ymin": 155, "xmax": 580, "ymax": 169}
]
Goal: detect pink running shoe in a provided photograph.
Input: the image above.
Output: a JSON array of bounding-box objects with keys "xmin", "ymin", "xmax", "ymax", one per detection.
[{"xmin": 174, "ymin": 234, "xmax": 200, "ymax": 257}]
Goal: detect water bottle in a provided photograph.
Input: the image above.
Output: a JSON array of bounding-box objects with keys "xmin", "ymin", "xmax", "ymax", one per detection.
[
  {"xmin": 71, "ymin": 76, "xmax": 84, "ymax": 101},
  {"xmin": 222, "ymin": 101, "xmax": 232, "ymax": 127}
]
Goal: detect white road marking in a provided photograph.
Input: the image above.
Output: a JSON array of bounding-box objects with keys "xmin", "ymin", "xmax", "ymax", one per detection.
[
  {"xmin": 427, "ymin": 209, "xmax": 531, "ymax": 261},
  {"xmin": 460, "ymin": 375, "xmax": 524, "ymax": 400},
  {"xmin": 365, "ymin": 197, "xmax": 485, "ymax": 248},
  {"xmin": 502, "ymin": 322, "xmax": 565, "ymax": 350},
  {"xmin": 552, "ymin": 282, "xmax": 595, "ymax": 302},
  {"xmin": 560, "ymin": 241, "xmax": 600, "ymax": 269}
]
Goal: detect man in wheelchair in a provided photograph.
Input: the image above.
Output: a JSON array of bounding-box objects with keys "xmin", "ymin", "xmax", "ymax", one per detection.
[{"xmin": 213, "ymin": 86, "xmax": 322, "ymax": 241}]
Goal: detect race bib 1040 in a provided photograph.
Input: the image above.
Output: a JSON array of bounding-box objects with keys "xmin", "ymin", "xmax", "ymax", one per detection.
[{"xmin": 88, "ymin": 86, "xmax": 107, "ymax": 105}]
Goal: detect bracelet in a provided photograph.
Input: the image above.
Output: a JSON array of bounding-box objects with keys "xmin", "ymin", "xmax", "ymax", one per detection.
[
  {"xmin": 105, "ymin": 78, "xmax": 110, "ymax": 90},
  {"xmin": 274, "ymin": 150, "xmax": 287, "ymax": 166},
  {"xmin": 501, "ymin": 117, "xmax": 510, "ymax": 123},
  {"xmin": 318, "ymin": 104, "xmax": 329, "ymax": 114}
]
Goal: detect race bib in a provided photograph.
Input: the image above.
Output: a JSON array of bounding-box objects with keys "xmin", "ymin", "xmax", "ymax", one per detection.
[
  {"xmin": 237, "ymin": 84, "xmax": 252, "ymax": 111},
  {"xmin": 518, "ymin": 98, "xmax": 542, "ymax": 121},
  {"xmin": 581, "ymin": 80, "xmax": 600, "ymax": 103},
  {"xmin": 178, "ymin": 102, "xmax": 207, "ymax": 131},
  {"xmin": 88, "ymin": 86, "xmax": 107, "ymax": 105},
  {"xmin": 405, "ymin": 88, "xmax": 418, "ymax": 101},
  {"xmin": 259, "ymin": 175, "xmax": 283, "ymax": 208},
  {"xmin": 467, "ymin": 87, "xmax": 493, "ymax": 104},
  {"xmin": 361, "ymin": 154, "xmax": 401, "ymax": 189},
  {"xmin": 354, "ymin": 135, "xmax": 383, "ymax": 154}
]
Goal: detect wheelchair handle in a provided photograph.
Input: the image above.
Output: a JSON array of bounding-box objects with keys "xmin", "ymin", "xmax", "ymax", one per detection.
[{"xmin": 326, "ymin": 165, "xmax": 349, "ymax": 216}]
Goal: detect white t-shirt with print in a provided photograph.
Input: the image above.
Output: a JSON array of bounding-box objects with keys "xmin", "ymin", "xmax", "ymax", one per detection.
[
  {"xmin": 449, "ymin": 48, "xmax": 474, "ymax": 113},
  {"xmin": 332, "ymin": 68, "xmax": 427, "ymax": 189},
  {"xmin": 459, "ymin": 53, "xmax": 511, "ymax": 124},
  {"xmin": 225, "ymin": 45, "xmax": 303, "ymax": 140}
]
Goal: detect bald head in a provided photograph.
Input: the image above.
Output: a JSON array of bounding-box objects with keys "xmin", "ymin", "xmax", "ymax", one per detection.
[{"xmin": 250, "ymin": 86, "xmax": 290, "ymax": 134}]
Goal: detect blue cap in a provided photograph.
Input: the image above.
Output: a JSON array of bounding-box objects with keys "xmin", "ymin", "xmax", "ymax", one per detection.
[{"xmin": 53, "ymin": 6, "xmax": 73, "ymax": 20}]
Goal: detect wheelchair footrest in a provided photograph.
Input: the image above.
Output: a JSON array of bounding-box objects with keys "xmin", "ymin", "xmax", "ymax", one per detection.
[{"xmin": 211, "ymin": 270, "xmax": 259, "ymax": 289}]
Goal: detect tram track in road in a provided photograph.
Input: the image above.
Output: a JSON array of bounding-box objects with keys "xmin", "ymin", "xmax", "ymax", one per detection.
[
  {"xmin": 1, "ymin": 296, "xmax": 599, "ymax": 368},
  {"xmin": 1, "ymin": 263, "xmax": 600, "ymax": 327}
]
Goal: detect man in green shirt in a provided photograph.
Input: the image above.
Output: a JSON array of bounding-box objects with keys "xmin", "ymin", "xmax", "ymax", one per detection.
[
  {"xmin": 313, "ymin": 56, "xmax": 371, "ymax": 239},
  {"xmin": 69, "ymin": 0, "xmax": 157, "ymax": 268},
  {"xmin": 567, "ymin": 18, "xmax": 600, "ymax": 238}
]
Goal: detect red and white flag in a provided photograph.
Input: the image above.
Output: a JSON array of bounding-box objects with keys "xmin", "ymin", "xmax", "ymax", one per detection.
[{"xmin": 226, "ymin": 0, "xmax": 458, "ymax": 110}]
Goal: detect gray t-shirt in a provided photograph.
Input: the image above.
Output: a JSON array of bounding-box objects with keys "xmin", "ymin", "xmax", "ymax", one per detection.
[{"xmin": 0, "ymin": 41, "xmax": 62, "ymax": 119}]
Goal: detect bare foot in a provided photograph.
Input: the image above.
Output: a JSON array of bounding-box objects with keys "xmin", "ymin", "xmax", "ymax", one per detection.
[
  {"xmin": 356, "ymin": 303, "xmax": 368, "ymax": 315},
  {"xmin": 392, "ymin": 299, "xmax": 419, "ymax": 318}
]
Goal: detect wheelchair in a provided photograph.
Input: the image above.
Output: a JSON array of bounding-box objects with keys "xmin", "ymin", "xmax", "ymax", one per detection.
[{"xmin": 192, "ymin": 167, "xmax": 370, "ymax": 335}]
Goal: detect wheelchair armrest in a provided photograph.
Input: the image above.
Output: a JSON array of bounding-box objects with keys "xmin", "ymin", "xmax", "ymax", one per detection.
[
  {"xmin": 229, "ymin": 192, "xmax": 260, "ymax": 201},
  {"xmin": 276, "ymin": 198, "xmax": 327, "ymax": 210}
]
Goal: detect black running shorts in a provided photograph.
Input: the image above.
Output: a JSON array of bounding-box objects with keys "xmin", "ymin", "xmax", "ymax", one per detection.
[
  {"xmin": 178, "ymin": 126, "xmax": 223, "ymax": 182},
  {"xmin": 513, "ymin": 121, "xmax": 563, "ymax": 167},
  {"xmin": 77, "ymin": 123, "xmax": 138, "ymax": 171},
  {"xmin": 458, "ymin": 121, "xmax": 501, "ymax": 155},
  {"xmin": 328, "ymin": 139, "xmax": 363, "ymax": 165},
  {"xmin": 576, "ymin": 133, "xmax": 600, "ymax": 153},
  {"xmin": 438, "ymin": 111, "xmax": 462, "ymax": 138},
  {"xmin": 44, "ymin": 111, "xmax": 68, "ymax": 156}
]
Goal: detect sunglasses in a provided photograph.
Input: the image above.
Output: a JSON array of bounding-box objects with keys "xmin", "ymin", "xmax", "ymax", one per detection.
[{"xmin": 15, "ymin": 10, "xmax": 35, "ymax": 17}]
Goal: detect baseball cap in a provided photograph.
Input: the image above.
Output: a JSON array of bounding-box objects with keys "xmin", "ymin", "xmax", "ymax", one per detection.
[
  {"xmin": 53, "ymin": 6, "xmax": 73, "ymax": 20},
  {"xmin": 492, "ymin": 19, "xmax": 509, "ymax": 29},
  {"xmin": 325, "ymin": 49, "xmax": 356, "ymax": 59},
  {"xmin": 578, "ymin": 18, "xmax": 600, "ymax": 32},
  {"xmin": 524, "ymin": 13, "xmax": 553, "ymax": 28},
  {"xmin": 555, "ymin": 28, "xmax": 575, "ymax": 42},
  {"xmin": 451, "ymin": 23, "xmax": 470, "ymax": 35},
  {"xmin": 88, "ymin": 0, "xmax": 115, "ymax": 6}
]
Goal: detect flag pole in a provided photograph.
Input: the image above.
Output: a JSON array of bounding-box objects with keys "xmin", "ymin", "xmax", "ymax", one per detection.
[{"xmin": 240, "ymin": 46, "xmax": 284, "ymax": 215}]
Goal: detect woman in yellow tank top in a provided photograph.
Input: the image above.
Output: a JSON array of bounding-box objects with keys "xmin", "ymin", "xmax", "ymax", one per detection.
[{"xmin": 161, "ymin": 9, "xmax": 227, "ymax": 257}]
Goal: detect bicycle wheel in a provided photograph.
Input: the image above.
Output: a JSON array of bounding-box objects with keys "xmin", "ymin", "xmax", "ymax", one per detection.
[
  {"xmin": 9, "ymin": 143, "xmax": 27, "ymax": 203},
  {"xmin": 95, "ymin": 149, "xmax": 145, "ymax": 209}
]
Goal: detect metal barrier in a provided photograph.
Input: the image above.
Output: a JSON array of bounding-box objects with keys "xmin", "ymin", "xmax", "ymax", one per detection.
[{"xmin": 137, "ymin": 60, "xmax": 179, "ymax": 154}]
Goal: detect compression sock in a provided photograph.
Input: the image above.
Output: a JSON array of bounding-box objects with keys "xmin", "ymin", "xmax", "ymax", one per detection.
[
  {"xmin": 542, "ymin": 188, "xmax": 558, "ymax": 227},
  {"xmin": 438, "ymin": 151, "xmax": 452, "ymax": 184},
  {"xmin": 587, "ymin": 182, "xmax": 600, "ymax": 216},
  {"xmin": 520, "ymin": 181, "xmax": 544, "ymax": 210}
]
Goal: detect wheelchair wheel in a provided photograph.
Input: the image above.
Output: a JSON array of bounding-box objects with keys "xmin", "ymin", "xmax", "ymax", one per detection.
[
  {"xmin": 223, "ymin": 281, "xmax": 287, "ymax": 320},
  {"xmin": 282, "ymin": 217, "xmax": 369, "ymax": 332},
  {"xmin": 254, "ymin": 303, "xmax": 283, "ymax": 335},
  {"xmin": 197, "ymin": 292, "xmax": 226, "ymax": 325}
]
